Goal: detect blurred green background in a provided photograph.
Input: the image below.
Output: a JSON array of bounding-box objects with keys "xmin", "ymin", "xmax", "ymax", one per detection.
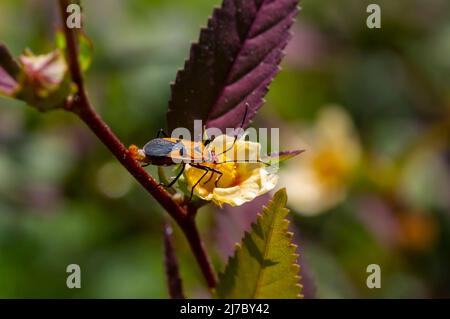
[{"xmin": 0, "ymin": 0, "xmax": 449, "ymax": 298}]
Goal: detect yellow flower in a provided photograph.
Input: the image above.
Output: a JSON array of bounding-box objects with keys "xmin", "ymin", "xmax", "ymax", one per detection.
[
  {"xmin": 183, "ymin": 135, "xmax": 278, "ymax": 207},
  {"xmin": 280, "ymin": 106, "xmax": 361, "ymax": 215}
]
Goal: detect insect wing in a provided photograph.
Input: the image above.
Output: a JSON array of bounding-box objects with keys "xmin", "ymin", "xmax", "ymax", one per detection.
[{"xmin": 144, "ymin": 139, "xmax": 178, "ymax": 157}]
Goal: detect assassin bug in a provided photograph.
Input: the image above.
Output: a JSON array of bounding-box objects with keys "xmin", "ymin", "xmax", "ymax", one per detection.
[{"xmin": 129, "ymin": 105, "xmax": 266, "ymax": 199}]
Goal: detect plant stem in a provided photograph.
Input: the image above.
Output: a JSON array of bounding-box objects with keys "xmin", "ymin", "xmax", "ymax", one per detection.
[
  {"xmin": 75, "ymin": 97, "xmax": 186, "ymax": 224},
  {"xmin": 58, "ymin": 0, "xmax": 216, "ymax": 289}
]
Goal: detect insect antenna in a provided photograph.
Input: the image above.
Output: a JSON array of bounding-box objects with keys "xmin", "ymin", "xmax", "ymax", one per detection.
[
  {"xmin": 156, "ymin": 128, "xmax": 169, "ymax": 138},
  {"xmin": 214, "ymin": 159, "xmax": 271, "ymax": 166},
  {"xmin": 214, "ymin": 103, "xmax": 249, "ymax": 158}
]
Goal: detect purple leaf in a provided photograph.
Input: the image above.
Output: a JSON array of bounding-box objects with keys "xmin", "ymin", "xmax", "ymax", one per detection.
[
  {"xmin": 213, "ymin": 194, "xmax": 269, "ymax": 260},
  {"xmin": 167, "ymin": 0, "xmax": 299, "ymax": 135},
  {"xmin": 163, "ymin": 222, "xmax": 185, "ymax": 299}
]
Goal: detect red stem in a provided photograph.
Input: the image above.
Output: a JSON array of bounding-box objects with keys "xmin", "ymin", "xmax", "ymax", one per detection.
[
  {"xmin": 58, "ymin": 0, "xmax": 216, "ymax": 289},
  {"xmin": 75, "ymin": 96, "xmax": 186, "ymax": 225}
]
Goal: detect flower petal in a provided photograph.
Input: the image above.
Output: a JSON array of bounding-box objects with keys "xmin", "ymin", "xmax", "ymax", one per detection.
[
  {"xmin": 207, "ymin": 134, "xmax": 262, "ymax": 163},
  {"xmin": 0, "ymin": 66, "xmax": 19, "ymax": 95},
  {"xmin": 19, "ymin": 50, "xmax": 67, "ymax": 93},
  {"xmin": 212, "ymin": 165, "xmax": 278, "ymax": 206}
]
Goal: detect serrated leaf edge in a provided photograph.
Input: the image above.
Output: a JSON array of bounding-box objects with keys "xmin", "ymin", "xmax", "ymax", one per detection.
[
  {"xmin": 217, "ymin": 189, "xmax": 303, "ymax": 299},
  {"xmin": 168, "ymin": 1, "xmax": 301, "ymax": 131}
]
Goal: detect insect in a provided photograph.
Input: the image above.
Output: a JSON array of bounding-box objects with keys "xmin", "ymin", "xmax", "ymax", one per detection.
[{"xmin": 129, "ymin": 106, "xmax": 259, "ymax": 200}]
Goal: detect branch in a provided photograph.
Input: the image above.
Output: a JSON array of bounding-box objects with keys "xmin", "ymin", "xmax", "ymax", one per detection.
[{"xmin": 58, "ymin": 0, "xmax": 216, "ymax": 289}]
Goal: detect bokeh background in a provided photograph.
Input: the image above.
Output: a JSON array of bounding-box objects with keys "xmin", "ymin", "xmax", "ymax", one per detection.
[{"xmin": 1, "ymin": 0, "xmax": 449, "ymax": 298}]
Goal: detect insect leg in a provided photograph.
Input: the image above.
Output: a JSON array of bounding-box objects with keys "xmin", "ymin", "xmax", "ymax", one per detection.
[
  {"xmin": 158, "ymin": 164, "xmax": 186, "ymax": 188},
  {"xmin": 204, "ymin": 171, "xmax": 215, "ymax": 184},
  {"xmin": 203, "ymin": 166, "xmax": 223, "ymax": 185},
  {"xmin": 156, "ymin": 128, "xmax": 169, "ymax": 138},
  {"xmin": 167, "ymin": 163, "xmax": 186, "ymax": 188},
  {"xmin": 213, "ymin": 170, "xmax": 223, "ymax": 187},
  {"xmin": 257, "ymin": 159, "xmax": 271, "ymax": 166},
  {"xmin": 189, "ymin": 164, "xmax": 211, "ymax": 200}
]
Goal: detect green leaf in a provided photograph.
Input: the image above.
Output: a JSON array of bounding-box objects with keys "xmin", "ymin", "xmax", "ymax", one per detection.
[
  {"xmin": 215, "ymin": 188, "xmax": 303, "ymax": 299},
  {"xmin": 55, "ymin": 30, "xmax": 93, "ymax": 72},
  {"xmin": 55, "ymin": 31, "xmax": 66, "ymax": 51},
  {"xmin": 78, "ymin": 33, "xmax": 93, "ymax": 72}
]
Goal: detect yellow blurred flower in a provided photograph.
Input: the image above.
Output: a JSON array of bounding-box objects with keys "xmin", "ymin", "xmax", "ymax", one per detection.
[
  {"xmin": 280, "ymin": 106, "xmax": 361, "ymax": 215},
  {"xmin": 184, "ymin": 135, "xmax": 278, "ymax": 207}
]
